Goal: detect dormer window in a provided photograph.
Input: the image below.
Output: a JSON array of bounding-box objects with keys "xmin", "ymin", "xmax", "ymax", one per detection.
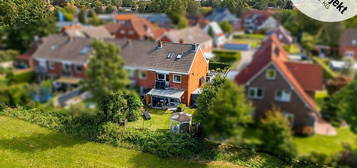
[{"xmin": 265, "ymin": 69, "xmax": 276, "ymax": 80}]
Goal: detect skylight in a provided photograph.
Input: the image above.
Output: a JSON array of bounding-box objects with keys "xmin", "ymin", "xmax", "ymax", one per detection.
[
  {"xmin": 176, "ymin": 54, "xmax": 182, "ymax": 60},
  {"xmin": 166, "ymin": 52, "xmax": 174, "ymax": 59},
  {"xmin": 80, "ymin": 46, "xmax": 90, "ymax": 55}
]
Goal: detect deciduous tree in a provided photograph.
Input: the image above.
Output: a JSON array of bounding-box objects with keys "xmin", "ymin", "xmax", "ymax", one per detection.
[
  {"xmin": 259, "ymin": 107, "xmax": 297, "ymax": 160},
  {"xmin": 82, "ymin": 40, "xmax": 130, "ymax": 102},
  {"xmin": 202, "ymin": 80, "xmax": 253, "ymax": 139}
]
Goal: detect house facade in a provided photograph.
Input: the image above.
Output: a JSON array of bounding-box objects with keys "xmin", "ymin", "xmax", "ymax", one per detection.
[
  {"xmin": 244, "ymin": 14, "xmax": 278, "ymax": 34},
  {"xmin": 31, "ymin": 35, "xmax": 208, "ymax": 108},
  {"xmin": 203, "ymin": 22, "xmax": 226, "ymax": 47},
  {"xmin": 205, "ymin": 8, "xmax": 241, "ymax": 31},
  {"xmin": 235, "ymin": 35, "xmax": 323, "ymax": 130},
  {"xmin": 339, "ymin": 28, "xmax": 357, "ymax": 58}
]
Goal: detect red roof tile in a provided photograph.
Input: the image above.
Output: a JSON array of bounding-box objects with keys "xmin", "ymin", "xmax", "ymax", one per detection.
[{"xmin": 285, "ymin": 62, "xmax": 323, "ymax": 91}]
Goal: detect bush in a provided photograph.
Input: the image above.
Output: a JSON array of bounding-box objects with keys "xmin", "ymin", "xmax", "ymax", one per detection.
[
  {"xmin": 6, "ymin": 70, "xmax": 35, "ymax": 84},
  {"xmin": 0, "ymin": 50, "xmax": 19, "ymax": 62},
  {"xmin": 209, "ymin": 61, "xmax": 231, "ymax": 70},
  {"xmin": 0, "ymin": 84, "xmax": 31, "ymax": 107},
  {"xmin": 213, "ymin": 50, "xmax": 241, "ymax": 63},
  {"xmin": 258, "ymin": 108, "xmax": 297, "ymax": 161},
  {"xmin": 98, "ymin": 122, "xmax": 213, "ymax": 158},
  {"xmin": 98, "ymin": 91, "xmax": 143, "ymax": 124}
]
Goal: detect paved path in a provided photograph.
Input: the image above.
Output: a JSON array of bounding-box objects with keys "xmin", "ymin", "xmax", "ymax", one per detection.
[{"xmin": 226, "ymin": 49, "xmax": 255, "ymax": 80}]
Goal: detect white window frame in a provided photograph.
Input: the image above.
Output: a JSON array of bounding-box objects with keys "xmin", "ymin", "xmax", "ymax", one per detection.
[
  {"xmin": 173, "ymin": 74, "xmax": 182, "ymax": 83},
  {"xmin": 48, "ymin": 61, "xmax": 55, "ymax": 70},
  {"xmin": 265, "ymin": 69, "xmax": 277, "ymax": 80},
  {"xmin": 346, "ymin": 51, "xmax": 355, "ymax": 57},
  {"xmin": 129, "ymin": 30, "xmax": 134, "ymax": 35},
  {"xmin": 275, "ymin": 90, "xmax": 292, "ymax": 102},
  {"xmin": 248, "ymin": 87, "xmax": 264, "ymax": 99},
  {"xmin": 139, "ymin": 71, "xmax": 147, "ymax": 80},
  {"xmin": 120, "ymin": 30, "xmax": 126, "ymax": 34},
  {"xmin": 127, "ymin": 69, "xmax": 135, "ymax": 78}
]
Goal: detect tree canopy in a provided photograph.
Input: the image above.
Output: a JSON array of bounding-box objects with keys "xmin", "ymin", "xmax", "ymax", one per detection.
[
  {"xmin": 259, "ymin": 107, "xmax": 297, "ymax": 160},
  {"xmin": 0, "ymin": 0, "xmax": 57, "ymax": 52},
  {"xmin": 82, "ymin": 40, "xmax": 130, "ymax": 102}
]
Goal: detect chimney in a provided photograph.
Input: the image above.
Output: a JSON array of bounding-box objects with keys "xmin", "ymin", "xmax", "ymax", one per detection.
[
  {"xmin": 192, "ymin": 43, "xmax": 198, "ymax": 51},
  {"xmin": 158, "ymin": 41, "xmax": 163, "ymax": 48}
]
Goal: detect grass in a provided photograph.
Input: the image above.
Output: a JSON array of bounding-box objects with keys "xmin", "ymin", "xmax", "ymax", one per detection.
[
  {"xmin": 283, "ymin": 44, "xmax": 300, "ymax": 54},
  {"xmin": 231, "ymin": 39, "xmax": 260, "ymax": 48},
  {"xmin": 0, "ymin": 116, "xmax": 234, "ymax": 168},
  {"xmin": 126, "ymin": 109, "xmax": 172, "ymax": 130},
  {"xmin": 293, "ymin": 127, "xmax": 357, "ymax": 156},
  {"xmin": 314, "ymin": 90, "xmax": 328, "ymax": 111}
]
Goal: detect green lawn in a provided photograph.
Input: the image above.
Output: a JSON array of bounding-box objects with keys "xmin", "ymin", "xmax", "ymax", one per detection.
[
  {"xmin": 126, "ymin": 109, "xmax": 172, "ymax": 130},
  {"xmin": 293, "ymin": 128, "xmax": 357, "ymax": 156},
  {"xmin": 231, "ymin": 39, "xmax": 261, "ymax": 48},
  {"xmin": 0, "ymin": 116, "xmax": 234, "ymax": 168},
  {"xmin": 315, "ymin": 90, "xmax": 328, "ymax": 111}
]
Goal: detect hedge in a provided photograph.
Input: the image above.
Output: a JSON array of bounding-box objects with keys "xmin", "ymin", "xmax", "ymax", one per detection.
[
  {"xmin": 213, "ymin": 50, "xmax": 241, "ymax": 63},
  {"xmin": 209, "ymin": 61, "xmax": 231, "ymax": 70},
  {"xmin": 7, "ymin": 70, "xmax": 35, "ymax": 84}
]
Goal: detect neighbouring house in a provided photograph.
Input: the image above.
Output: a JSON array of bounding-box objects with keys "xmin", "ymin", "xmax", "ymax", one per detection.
[
  {"xmin": 267, "ymin": 25, "xmax": 293, "ymax": 45},
  {"xmin": 170, "ymin": 112, "xmax": 192, "ymax": 133},
  {"xmin": 235, "ymin": 35, "xmax": 324, "ymax": 132},
  {"xmin": 203, "ymin": 22, "xmax": 226, "ymax": 47},
  {"xmin": 243, "ymin": 10, "xmax": 278, "ymax": 33},
  {"xmin": 158, "ymin": 26, "xmax": 213, "ymax": 57},
  {"xmin": 339, "ymin": 28, "xmax": 357, "ymax": 59},
  {"xmin": 205, "ymin": 8, "xmax": 241, "ymax": 31},
  {"xmin": 31, "ymin": 35, "xmax": 209, "ymax": 108},
  {"xmin": 98, "ymin": 14, "xmax": 116, "ymax": 23},
  {"xmin": 64, "ymin": 26, "xmax": 112, "ymax": 39},
  {"xmin": 104, "ymin": 14, "xmax": 166, "ymax": 40},
  {"xmin": 136, "ymin": 13, "xmax": 173, "ymax": 28}
]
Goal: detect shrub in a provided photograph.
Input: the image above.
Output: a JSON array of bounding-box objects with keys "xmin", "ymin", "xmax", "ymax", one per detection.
[
  {"xmin": 213, "ymin": 50, "xmax": 241, "ymax": 63},
  {"xmin": 98, "ymin": 122, "xmax": 213, "ymax": 158},
  {"xmin": 98, "ymin": 91, "xmax": 143, "ymax": 124},
  {"xmin": 258, "ymin": 107, "xmax": 297, "ymax": 161},
  {"xmin": 6, "ymin": 70, "xmax": 35, "ymax": 84},
  {"xmin": 0, "ymin": 84, "xmax": 31, "ymax": 107},
  {"xmin": 0, "ymin": 50, "xmax": 19, "ymax": 62},
  {"xmin": 209, "ymin": 61, "xmax": 231, "ymax": 70}
]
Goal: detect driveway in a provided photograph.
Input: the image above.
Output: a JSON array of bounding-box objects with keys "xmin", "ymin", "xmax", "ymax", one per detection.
[{"xmin": 226, "ymin": 49, "xmax": 255, "ymax": 80}]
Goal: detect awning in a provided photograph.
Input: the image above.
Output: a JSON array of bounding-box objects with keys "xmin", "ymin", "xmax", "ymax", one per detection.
[
  {"xmin": 147, "ymin": 89, "xmax": 185, "ymax": 99},
  {"xmin": 54, "ymin": 77, "xmax": 81, "ymax": 84}
]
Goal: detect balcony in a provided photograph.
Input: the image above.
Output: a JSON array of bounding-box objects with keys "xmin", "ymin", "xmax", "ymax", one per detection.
[{"xmin": 154, "ymin": 80, "xmax": 170, "ymax": 89}]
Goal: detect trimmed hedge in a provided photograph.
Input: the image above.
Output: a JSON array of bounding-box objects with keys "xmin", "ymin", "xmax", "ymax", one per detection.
[
  {"xmin": 7, "ymin": 70, "xmax": 35, "ymax": 84},
  {"xmin": 213, "ymin": 50, "xmax": 241, "ymax": 63},
  {"xmin": 209, "ymin": 61, "xmax": 231, "ymax": 70}
]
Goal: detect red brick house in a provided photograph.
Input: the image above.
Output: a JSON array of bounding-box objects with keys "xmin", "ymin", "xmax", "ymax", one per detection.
[
  {"xmin": 235, "ymin": 35, "xmax": 323, "ymax": 130},
  {"xmin": 104, "ymin": 15, "xmax": 166, "ymax": 40},
  {"xmin": 339, "ymin": 28, "xmax": 357, "ymax": 58},
  {"xmin": 157, "ymin": 26, "xmax": 213, "ymax": 55},
  {"xmin": 31, "ymin": 35, "xmax": 208, "ymax": 108}
]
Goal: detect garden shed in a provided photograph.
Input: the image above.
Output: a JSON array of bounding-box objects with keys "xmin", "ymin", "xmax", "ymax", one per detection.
[{"xmin": 170, "ymin": 112, "xmax": 192, "ymax": 134}]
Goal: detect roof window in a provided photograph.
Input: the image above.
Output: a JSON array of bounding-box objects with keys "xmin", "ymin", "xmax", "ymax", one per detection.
[
  {"xmin": 166, "ymin": 52, "xmax": 174, "ymax": 59},
  {"xmin": 80, "ymin": 46, "xmax": 90, "ymax": 55}
]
